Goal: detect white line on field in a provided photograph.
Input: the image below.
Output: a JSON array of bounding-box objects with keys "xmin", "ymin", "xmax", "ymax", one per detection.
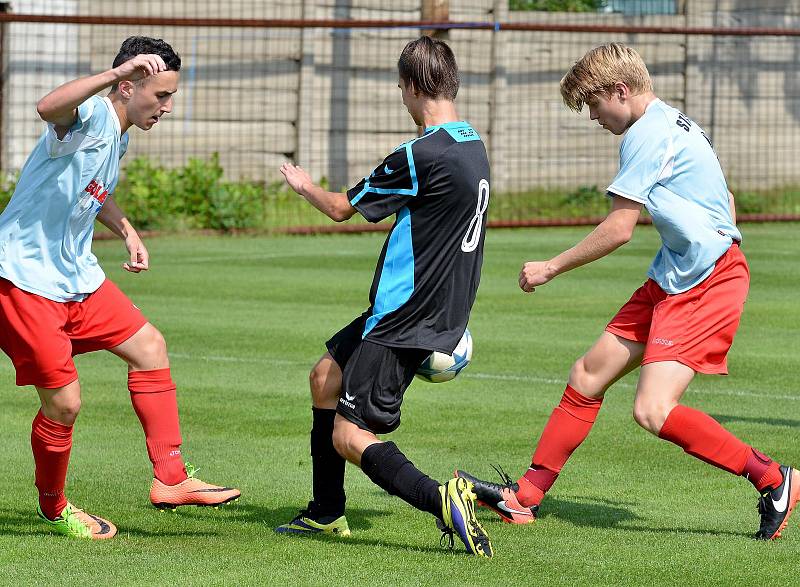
[
  {"xmin": 171, "ymin": 352, "xmax": 302, "ymax": 366},
  {"xmin": 462, "ymin": 372, "xmax": 800, "ymax": 402},
  {"xmin": 169, "ymin": 353, "xmax": 799, "ymax": 402},
  {"xmin": 156, "ymin": 250, "xmax": 363, "ymax": 265}
]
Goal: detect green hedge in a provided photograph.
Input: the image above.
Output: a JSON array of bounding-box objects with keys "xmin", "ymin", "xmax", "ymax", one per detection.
[
  {"xmin": 1, "ymin": 154, "xmax": 799, "ymax": 233},
  {"xmin": 510, "ymin": 0, "xmax": 603, "ymax": 11}
]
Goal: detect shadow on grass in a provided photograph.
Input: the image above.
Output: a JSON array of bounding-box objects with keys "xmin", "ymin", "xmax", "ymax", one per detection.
[
  {"xmin": 517, "ymin": 495, "xmax": 752, "ymax": 539},
  {"xmin": 534, "ymin": 495, "xmax": 641, "ymax": 528},
  {"xmin": 221, "ymin": 502, "xmax": 392, "ymax": 533},
  {"xmin": 0, "ymin": 506, "xmax": 222, "ymax": 538},
  {"xmin": 709, "ymin": 413, "xmax": 800, "ymax": 429},
  {"xmin": 0, "ymin": 506, "xmax": 40, "ymax": 537},
  {"xmin": 221, "ymin": 503, "xmax": 464, "ymax": 555}
]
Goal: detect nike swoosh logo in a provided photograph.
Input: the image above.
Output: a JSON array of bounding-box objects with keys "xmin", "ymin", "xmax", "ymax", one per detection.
[
  {"xmin": 496, "ymin": 501, "xmax": 531, "ymax": 516},
  {"xmin": 88, "ymin": 514, "xmax": 112, "ymax": 535},
  {"xmin": 773, "ymin": 475, "xmax": 791, "ymax": 512},
  {"xmin": 383, "ymin": 164, "xmax": 394, "ymax": 174},
  {"xmin": 344, "ymin": 393, "xmax": 355, "ymax": 401}
]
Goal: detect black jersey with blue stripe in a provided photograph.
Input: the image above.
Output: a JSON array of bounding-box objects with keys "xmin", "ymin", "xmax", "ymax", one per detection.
[{"xmin": 346, "ymin": 121, "xmax": 490, "ymax": 354}]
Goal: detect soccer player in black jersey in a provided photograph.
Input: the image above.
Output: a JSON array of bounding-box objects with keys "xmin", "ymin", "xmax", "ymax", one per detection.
[{"xmin": 275, "ymin": 36, "xmax": 493, "ymax": 557}]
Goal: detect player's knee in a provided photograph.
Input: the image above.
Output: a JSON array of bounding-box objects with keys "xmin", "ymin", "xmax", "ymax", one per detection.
[
  {"xmin": 46, "ymin": 396, "xmax": 81, "ymax": 425},
  {"xmin": 309, "ymin": 365, "xmax": 326, "ymax": 398},
  {"xmin": 568, "ymin": 356, "xmax": 607, "ymax": 398},
  {"xmin": 632, "ymin": 397, "xmax": 670, "ymax": 434},
  {"xmin": 331, "ymin": 424, "xmax": 352, "ymax": 460},
  {"xmin": 134, "ymin": 325, "xmax": 169, "ymax": 367},
  {"xmin": 568, "ymin": 356, "xmax": 594, "ymax": 392},
  {"xmin": 309, "ymin": 364, "xmax": 340, "ymax": 407}
]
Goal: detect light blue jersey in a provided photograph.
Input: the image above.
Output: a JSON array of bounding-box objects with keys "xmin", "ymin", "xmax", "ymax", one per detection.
[
  {"xmin": 607, "ymin": 99, "xmax": 741, "ymax": 294},
  {"xmin": 0, "ymin": 96, "xmax": 129, "ymax": 302}
]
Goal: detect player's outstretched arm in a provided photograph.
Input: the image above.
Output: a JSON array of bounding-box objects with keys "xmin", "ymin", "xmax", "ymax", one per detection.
[
  {"xmin": 519, "ymin": 195, "xmax": 642, "ymax": 293},
  {"xmin": 96, "ymin": 197, "xmax": 149, "ymax": 273},
  {"xmin": 280, "ymin": 163, "xmax": 356, "ymax": 222},
  {"xmin": 36, "ymin": 54, "xmax": 168, "ymax": 130}
]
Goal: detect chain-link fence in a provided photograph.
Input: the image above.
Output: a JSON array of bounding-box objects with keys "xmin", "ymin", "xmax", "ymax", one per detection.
[{"xmin": 2, "ymin": 1, "xmax": 799, "ymax": 231}]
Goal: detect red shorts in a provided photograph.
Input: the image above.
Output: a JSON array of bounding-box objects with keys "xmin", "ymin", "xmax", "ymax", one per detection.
[
  {"xmin": 605, "ymin": 244, "xmax": 749, "ymax": 374},
  {"xmin": 0, "ymin": 278, "xmax": 148, "ymax": 388}
]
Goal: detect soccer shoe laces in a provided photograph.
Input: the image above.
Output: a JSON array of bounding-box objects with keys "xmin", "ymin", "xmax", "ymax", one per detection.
[
  {"xmin": 436, "ymin": 518, "xmax": 456, "ymax": 550},
  {"xmin": 58, "ymin": 504, "xmax": 92, "ymax": 538},
  {"xmin": 184, "ymin": 462, "xmax": 201, "ymax": 479},
  {"xmin": 490, "ymin": 464, "xmax": 515, "ymax": 488},
  {"xmin": 290, "ymin": 502, "xmax": 319, "ymax": 523}
]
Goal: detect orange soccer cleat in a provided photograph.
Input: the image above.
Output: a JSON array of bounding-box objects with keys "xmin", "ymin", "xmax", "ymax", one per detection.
[
  {"xmin": 455, "ymin": 466, "xmax": 538, "ymax": 525},
  {"xmin": 149, "ymin": 463, "xmax": 241, "ymax": 510}
]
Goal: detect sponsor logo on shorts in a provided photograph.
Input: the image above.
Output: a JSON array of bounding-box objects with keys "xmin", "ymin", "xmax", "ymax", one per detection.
[
  {"xmin": 339, "ymin": 397, "xmax": 356, "ymax": 410},
  {"xmin": 344, "ymin": 392, "xmax": 355, "ymax": 401},
  {"xmin": 652, "ymin": 337, "xmax": 674, "ymax": 346}
]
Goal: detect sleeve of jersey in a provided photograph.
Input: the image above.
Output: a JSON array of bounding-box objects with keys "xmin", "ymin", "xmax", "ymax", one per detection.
[
  {"xmin": 45, "ymin": 96, "xmax": 102, "ymax": 158},
  {"xmin": 346, "ymin": 143, "xmax": 419, "ymax": 223},
  {"xmin": 606, "ymin": 123, "xmax": 672, "ymax": 204}
]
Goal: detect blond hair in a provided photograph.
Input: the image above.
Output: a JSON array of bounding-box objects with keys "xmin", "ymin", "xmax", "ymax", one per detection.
[{"xmin": 560, "ymin": 43, "xmax": 652, "ymax": 112}]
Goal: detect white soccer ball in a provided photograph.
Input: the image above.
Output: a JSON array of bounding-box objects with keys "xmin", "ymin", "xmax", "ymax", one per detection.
[{"xmin": 415, "ymin": 328, "xmax": 473, "ymax": 383}]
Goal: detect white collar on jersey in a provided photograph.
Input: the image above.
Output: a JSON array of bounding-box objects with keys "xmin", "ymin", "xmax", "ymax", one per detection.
[{"xmin": 102, "ymin": 96, "xmax": 122, "ymax": 137}]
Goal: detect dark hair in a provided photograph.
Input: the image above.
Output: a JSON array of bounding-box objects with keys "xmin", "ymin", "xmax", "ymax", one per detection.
[
  {"xmin": 398, "ymin": 36, "xmax": 459, "ymax": 101},
  {"xmin": 111, "ymin": 36, "xmax": 181, "ymax": 90}
]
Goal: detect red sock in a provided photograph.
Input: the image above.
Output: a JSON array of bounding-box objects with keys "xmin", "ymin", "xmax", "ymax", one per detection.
[
  {"xmin": 658, "ymin": 405, "xmax": 782, "ymax": 492},
  {"xmin": 31, "ymin": 411, "xmax": 72, "ymax": 520},
  {"xmin": 129, "ymin": 368, "xmax": 186, "ymax": 486},
  {"xmin": 517, "ymin": 385, "xmax": 603, "ymax": 507},
  {"xmin": 742, "ymin": 448, "xmax": 783, "ymax": 492}
]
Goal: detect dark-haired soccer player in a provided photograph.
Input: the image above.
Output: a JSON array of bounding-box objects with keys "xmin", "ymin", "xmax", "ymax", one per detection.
[
  {"xmin": 276, "ymin": 36, "xmax": 493, "ymax": 557},
  {"xmin": 458, "ymin": 43, "xmax": 798, "ymax": 541},
  {"xmin": 0, "ymin": 36, "xmax": 239, "ymax": 540}
]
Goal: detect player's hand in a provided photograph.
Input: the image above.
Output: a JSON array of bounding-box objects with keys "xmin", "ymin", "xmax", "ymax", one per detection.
[
  {"xmin": 519, "ymin": 261, "xmax": 555, "ymax": 293},
  {"xmin": 113, "ymin": 54, "xmax": 168, "ymax": 82},
  {"xmin": 123, "ymin": 232, "xmax": 149, "ymax": 273},
  {"xmin": 280, "ymin": 163, "xmax": 314, "ymax": 196}
]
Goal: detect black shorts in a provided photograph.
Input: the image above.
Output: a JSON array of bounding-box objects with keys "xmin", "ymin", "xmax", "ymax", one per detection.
[{"xmin": 326, "ymin": 313, "xmax": 429, "ymax": 434}]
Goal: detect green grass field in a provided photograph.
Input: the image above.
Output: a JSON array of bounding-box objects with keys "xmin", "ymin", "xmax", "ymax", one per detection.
[{"xmin": 1, "ymin": 224, "xmax": 798, "ymax": 585}]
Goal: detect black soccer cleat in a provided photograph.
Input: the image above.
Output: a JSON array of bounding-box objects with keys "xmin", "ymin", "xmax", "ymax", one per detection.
[
  {"xmin": 455, "ymin": 466, "xmax": 537, "ymax": 524},
  {"xmin": 755, "ymin": 465, "xmax": 800, "ymax": 540}
]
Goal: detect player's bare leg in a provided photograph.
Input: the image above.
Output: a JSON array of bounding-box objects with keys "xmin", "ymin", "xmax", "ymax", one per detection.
[
  {"xmin": 34, "ymin": 381, "xmax": 116, "ymax": 538},
  {"xmin": 632, "ymin": 360, "xmax": 694, "ymax": 434},
  {"xmin": 639, "ymin": 360, "xmax": 796, "ymax": 539},
  {"xmin": 569, "ymin": 332, "xmax": 645, "ymax": 399},
  {"xmin": 110, "ymin": 323, "xmax": 240, "ymax": 510}
]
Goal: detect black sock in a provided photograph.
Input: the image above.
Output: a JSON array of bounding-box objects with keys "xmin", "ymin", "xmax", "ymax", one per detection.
[
  {"xmin": 360, "ymin": 441, "xmax": 443, "ymax": 519},
  {"xmin": 310, "ymin": 407, "xmax": 346, "ymax": 518}
]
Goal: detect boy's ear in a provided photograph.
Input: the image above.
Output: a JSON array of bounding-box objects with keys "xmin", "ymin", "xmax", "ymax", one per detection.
[
  {"xmin": 613, "ymin": 82, "xmax": 630, "ymax": 101},
  {"xmin": 117, "ymin": 80, "xmax": 135, "ymax": 99}
]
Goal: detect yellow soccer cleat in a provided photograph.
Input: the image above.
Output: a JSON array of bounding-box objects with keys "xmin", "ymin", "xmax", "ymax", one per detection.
[{"xmin": 438, "ymin": 477, "xmax": 493, "ymax": 557}]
